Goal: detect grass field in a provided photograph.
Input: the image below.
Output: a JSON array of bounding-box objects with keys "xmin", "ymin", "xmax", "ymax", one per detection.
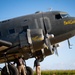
[
  {"xmin": 0, "ymin": 70, "xmax": 75, "ymax": 75},
  {"xmin": 34, "ymin": 70, "xmax": 75, "ymax": 75}
]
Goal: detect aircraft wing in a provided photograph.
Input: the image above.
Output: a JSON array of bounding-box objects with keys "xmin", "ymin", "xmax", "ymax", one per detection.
[
  {"xmin": 0, "ymin": 45, "xmax": 22, "ymax": 63},
  {"xmin": 0, "ymin": 40, "xmax": 12, "ymax": 47},
  {"xmin": 0, "ymin": 39, "xmax": 20, "ymax": 63},
  {"xmin": 0, "ymin": 39, "xmax": 31, "ymax": 63}
]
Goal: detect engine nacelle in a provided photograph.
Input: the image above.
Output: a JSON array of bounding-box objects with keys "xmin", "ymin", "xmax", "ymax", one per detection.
[{"xmin": 27, "ymin": 29, "xmax": 45, "ymax": 52}]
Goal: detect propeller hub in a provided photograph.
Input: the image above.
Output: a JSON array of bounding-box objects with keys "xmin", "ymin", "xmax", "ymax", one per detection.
[{"xmin": 46, "ymin": 34, "xmax": 54, "ymax": 39}]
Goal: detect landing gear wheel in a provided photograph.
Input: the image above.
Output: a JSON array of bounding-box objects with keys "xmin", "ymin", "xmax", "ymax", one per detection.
[
  {"xmin": 1, "ymin": 65, "xmax": 18, "ymax": 75},
  {"xmin": 26, "ymin": 66, "xmax": 33, "ymax": 75}
]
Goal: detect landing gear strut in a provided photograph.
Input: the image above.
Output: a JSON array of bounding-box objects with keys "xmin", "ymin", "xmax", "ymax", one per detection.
[
  {"xmin": 1, "ymin": 53, "xmax": 18, "ymax": 75},
  {"xmin": 1, "ymin": 53, "xmax": 33, "ymax": 75}
]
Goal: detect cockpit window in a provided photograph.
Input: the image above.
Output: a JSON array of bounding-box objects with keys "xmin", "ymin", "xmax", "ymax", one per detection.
[
  {"xmin": 55, "ymin": 13, "xmax": 70, "ymax": 20},
  {"xmin": 55, "ymin": 14, "xmax": 62, "ymax": 19},
  {"xmin": 61, "ymin": 14, "xmax": 70, "ymax": 18}
]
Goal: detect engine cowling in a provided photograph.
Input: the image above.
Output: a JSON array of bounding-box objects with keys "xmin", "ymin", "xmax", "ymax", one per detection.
[
  {"xmin": 27, "ymin": 29, "xmax": 45, "ymax": 52},
  {"xmin": 19, "ymin": 29, "xmax": 55, "ymax": 60}
]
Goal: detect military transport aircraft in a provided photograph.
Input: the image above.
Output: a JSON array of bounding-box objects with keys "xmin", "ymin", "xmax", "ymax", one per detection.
[{"xmin": 0, "ymin": 10, "xmax": 75, "ymax": 75}]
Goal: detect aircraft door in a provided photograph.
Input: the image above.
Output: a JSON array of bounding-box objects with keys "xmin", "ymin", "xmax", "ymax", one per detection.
[
  {"xmin": 19, "ymin": 26, "xmax": 29, "ymax": 48},
  {"xmin": 19, "ymin": 32, "xmax": 28, "ymax": 47}
]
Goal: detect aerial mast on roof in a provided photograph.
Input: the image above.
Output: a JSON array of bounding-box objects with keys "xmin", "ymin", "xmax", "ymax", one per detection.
[{"xmin": 48, "ymin": 8, "xmax": 52, "ymax": 11}]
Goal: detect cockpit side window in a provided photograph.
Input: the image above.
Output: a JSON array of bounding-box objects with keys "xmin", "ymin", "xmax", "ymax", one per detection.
[
  {"xmin": 9, "ymin": 29, "xmax": 15, "ymax": 34},
  {"xmin": 55, "ymin": 14, "xmax": 62, "ymax": 19}
]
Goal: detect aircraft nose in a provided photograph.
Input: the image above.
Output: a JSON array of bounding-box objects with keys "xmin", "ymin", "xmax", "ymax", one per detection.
[{"xmin": 71, "ymin": 17, "xmax": 75, "ymax": 25}]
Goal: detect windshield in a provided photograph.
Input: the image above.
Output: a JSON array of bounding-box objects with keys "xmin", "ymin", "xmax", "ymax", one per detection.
[{"xmin": 61, "ymin": 14, "xmax": 70, "ymax": 18}]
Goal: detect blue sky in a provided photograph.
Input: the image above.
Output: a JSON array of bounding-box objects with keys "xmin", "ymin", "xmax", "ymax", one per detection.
[{"xmin": 0, "ymin": 0, "xmax": 75, "ymax": 70}]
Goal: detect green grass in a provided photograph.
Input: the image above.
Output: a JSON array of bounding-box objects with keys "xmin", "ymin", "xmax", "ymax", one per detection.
[{"xmin": 34, "ymin": 70, "xmax": 75, "ymax": 75}]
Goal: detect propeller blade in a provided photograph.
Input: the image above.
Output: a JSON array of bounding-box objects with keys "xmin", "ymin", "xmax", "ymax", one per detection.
[
  {"xmin": 67, "ymin": 39, "xmax": 72, "ymax": 49},
  {"xmin": 53, "ymin": 44, "xmax": 59, "ymax": 56},
  {"xmin": 55, "ymin": 47, "xmax": 58, "ymax": 56},
  {"xmin": 42, "ymin": 12, "xmax": 54, "ymax": 54},
  {"xmin": 44, "ymin": 34, "xmax": 54, "ymax": 54}
]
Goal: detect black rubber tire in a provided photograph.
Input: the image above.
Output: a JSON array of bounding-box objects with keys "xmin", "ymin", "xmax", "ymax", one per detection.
[
  {"xmin": 1, "ymin": 65, "xmax": 18, "ymax": 75},
  {"xmin": 26, "ymin": 66, "xmax": 33, "ymax": 75}
]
